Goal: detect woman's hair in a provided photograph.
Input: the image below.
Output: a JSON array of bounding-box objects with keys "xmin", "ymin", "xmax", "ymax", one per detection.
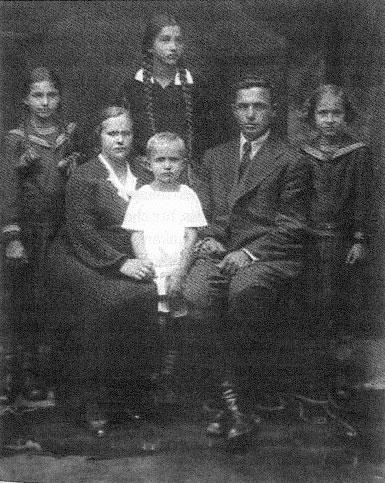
[
  {"xmin": 93, "ymin": 106, "xmax": 132, "ymax": 152},
  {"xmin": 303, "ymin": 84, "xmax": 357, "ymax": 125},
  {"xmin": 141, "ymin": 12, "xmax": 194, "ymax": 162},
  {"xmin": 146, "ymin": 131, "xmax": 187, "ymax": 158}
]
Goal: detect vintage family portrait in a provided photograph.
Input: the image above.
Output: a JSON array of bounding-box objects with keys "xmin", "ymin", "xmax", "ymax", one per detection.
[{"xmin": 0, "ymin": 0, "xmax": 384, "ymax": 481}]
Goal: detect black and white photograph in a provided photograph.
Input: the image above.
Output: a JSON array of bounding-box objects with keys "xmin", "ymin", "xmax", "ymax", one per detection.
[{"xmin": 0, "ymin": 1, "xmax": 384, "ymax": 481}]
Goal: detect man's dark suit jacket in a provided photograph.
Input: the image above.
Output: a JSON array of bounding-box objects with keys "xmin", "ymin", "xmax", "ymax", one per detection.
[{"xmin": 191, "ymin": 135, "xmax": 310, "ymax": 286}]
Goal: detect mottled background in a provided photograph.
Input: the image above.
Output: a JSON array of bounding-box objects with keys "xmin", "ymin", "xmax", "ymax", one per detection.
[{"xmin": 0, "ymin": 0, "xmax": 384, "ymax": 361}]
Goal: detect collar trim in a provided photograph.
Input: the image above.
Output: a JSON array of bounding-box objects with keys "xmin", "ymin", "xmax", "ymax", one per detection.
[{"xmin": 134, "ymin": 68, "xmax": 193, "ymax": 85}]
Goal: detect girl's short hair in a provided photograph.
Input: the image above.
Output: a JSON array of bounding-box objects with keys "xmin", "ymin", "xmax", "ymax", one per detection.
[
  {"xmin": 93, "ymin": 106, "xmax": 132, "ymax": 152},
  {"xmin": 146, "ymin": 132, "xmax": 187, "ymax": 158},
  {"xmin": 304, "ymin": 84, "xmax": 357, "ymax": 124},
  {"xmin": 22, "ymin": 66, "xmax": 62, "ymax": 99}
]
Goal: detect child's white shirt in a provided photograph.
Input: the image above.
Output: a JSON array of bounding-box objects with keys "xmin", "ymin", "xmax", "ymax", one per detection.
[{"xmin": 122, "ymin": 184, "xmax": 207, "ymax": 294}]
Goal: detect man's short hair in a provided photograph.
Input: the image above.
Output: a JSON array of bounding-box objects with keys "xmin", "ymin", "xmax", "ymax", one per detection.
[
  {"xmin": 232, "ymin": 77, "xmax": 275, "ymax": 105},
  {"xmin": 146, "ymin": 131, "xmax": 187, "ymax": 158}
]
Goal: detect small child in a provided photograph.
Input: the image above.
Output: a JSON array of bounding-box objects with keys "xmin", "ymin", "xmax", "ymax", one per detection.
[
  {"xmin": 122, "ymin": 132, "xmax": 207, "ymax": 399},
  {"xmin": 122, "ymin": 131, "xmax": 207, "ymax": 314}
]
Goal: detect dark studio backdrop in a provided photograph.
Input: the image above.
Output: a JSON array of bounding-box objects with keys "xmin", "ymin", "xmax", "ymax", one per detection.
[{"xmin": 0, "ymin": 0, "xmax": 384, "ymax": 373}]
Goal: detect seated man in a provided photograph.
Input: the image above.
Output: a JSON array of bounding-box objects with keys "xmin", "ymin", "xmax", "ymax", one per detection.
[{"xmin": 184, "ymin": 77, "xmax": 310, "ymax": 443}]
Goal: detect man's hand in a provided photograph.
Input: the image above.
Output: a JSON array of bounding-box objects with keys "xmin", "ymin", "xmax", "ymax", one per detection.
[
  {"xmin": 346, "ymin": 243, "xmax": 365, "ymax": 265},
  {"xmin": 216, "ymin": 250, "xmax": 251, "ymax": 275},
  {"xmin": 194, "ymin": 237, "xmax": 226, "ymax": 257},
  {"xmin": 120, "ymin": 258, "xmax": 155, "ymax": 280}
]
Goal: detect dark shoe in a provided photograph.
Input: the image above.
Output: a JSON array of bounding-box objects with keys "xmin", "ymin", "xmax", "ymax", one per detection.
[
  {"xmin": 206, "ymin": 409, "xmax": 228, "ymax": 437},
  {"xmin": 84, "ymin": 402, "xmax": 109, "ymax": 437},
  {"xmin": 220, "ymin": 381, "xmax": 259, "ymax": 441},
  {"xmin": 18, "ymin": 375, "xmax": 55, "ymax": 409}
]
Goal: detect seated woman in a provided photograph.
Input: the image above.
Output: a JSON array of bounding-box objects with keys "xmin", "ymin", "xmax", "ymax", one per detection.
[{"xmin": 46, "ymin": 106, "xmax": 159, "ymax": 433}]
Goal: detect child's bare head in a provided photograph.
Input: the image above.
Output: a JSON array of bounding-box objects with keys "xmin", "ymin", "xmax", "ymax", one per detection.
[{"xmin": 146, "ymin": 132, "xmax": 186, "ymax": 186}]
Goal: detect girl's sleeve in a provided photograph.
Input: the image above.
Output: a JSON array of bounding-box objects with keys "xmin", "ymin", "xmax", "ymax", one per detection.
[
  {"xmin": 1, "ymin": 134, "xmax": 23, "ymax": 243},
  {"xmin": 65, "ymin": 172, "xmax": 127, "ymax": 269},
  {"xmin": 182, "ymin": 186, "xmax": 208, "ymax": 228},
  {"xmin": 353, "ymin": 146, "xmax": 373, "ymax": 241}
]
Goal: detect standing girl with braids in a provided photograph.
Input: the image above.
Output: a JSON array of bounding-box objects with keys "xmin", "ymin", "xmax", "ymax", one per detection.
[
  {"xmin": 119, "ymin": 12, "xmax": 214, "ymax": 170},
  {"xmin": 1, "ymin": 66, "xmax": 81, "ymax": 407}
]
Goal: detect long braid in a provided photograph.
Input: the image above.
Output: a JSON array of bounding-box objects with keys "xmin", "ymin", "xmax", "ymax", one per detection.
[
  {"xmin": 179, "ymin": 66, "xmax": 194, "ymax": 165},
  {"xmin": 143, "ymin": 52, "xmax": 157, "ymax": 136}
]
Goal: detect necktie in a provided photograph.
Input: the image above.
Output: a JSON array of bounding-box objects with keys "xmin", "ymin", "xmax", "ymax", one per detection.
[{"xmin": 239, "ymin": 141, "xmax": 251, "ymax": 181}]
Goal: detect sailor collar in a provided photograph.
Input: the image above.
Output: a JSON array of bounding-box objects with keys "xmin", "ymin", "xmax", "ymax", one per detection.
[
  {"xmin": 301, "ymin": 139, "xmax": 365, "ymax": 161},
  {"xmin": 134, "ymin": 68, "xmax": 193, "ymax": 86},
  {"xmin": 9, "ymin": 122, "xmax": 76, "ymax": 150}
]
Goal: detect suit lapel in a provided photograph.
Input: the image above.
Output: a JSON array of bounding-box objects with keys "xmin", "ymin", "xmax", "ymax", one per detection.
[{"xmin": 228, "ymin": 137, "xmax": 283, "ymax": 210}]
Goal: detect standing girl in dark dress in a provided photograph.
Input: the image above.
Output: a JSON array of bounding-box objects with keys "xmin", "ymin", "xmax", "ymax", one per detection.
[
  {"xmin": 2, "ymin": 66, "xmax": 81, "ymax": 406},
  {"xmin": 119, "ymin": 12, "xmax": 216, "ymax": 168},
  {"xmin": 301, "ymin": 84, "xmax": 371, "ymax": 346}
]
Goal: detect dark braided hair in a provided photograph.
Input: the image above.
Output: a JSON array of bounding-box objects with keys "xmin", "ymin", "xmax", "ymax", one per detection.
[{"xmin": 141, "ymin": 12, "xmax": 194, "ymax": 162}]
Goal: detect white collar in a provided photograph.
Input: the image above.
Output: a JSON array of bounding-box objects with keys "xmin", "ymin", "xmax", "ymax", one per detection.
[
  {"xmin": 240, "ymin": 130, "xmax": 270, "ymax": 159},
  {"xmin": 98, "ymin": 154, "xmax": 137, "ymax": 201},
  {"xmin": 134, "ymin": 68, "xmax": 193, "ymax": 86}
]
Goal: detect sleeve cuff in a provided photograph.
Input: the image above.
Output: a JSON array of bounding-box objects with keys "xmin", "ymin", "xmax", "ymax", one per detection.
[
  {"xmin": 353, "ymin": 231, "xmax": 365, "ymax": 242},
  {"xmin": 241, "ymin": 247, "xmax": 259, "ymax": 262},
  {"xmin": 2, "ymin": 224, "xmax": 21, "ymax": 243}
]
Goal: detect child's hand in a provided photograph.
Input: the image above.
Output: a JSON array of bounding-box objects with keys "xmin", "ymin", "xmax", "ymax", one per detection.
[
  {"xmin": 346, "ymin": 243, "xmax": 365, "ymax": 265},
  {"xmin": 5, "ymin": 240, "xmax": 27, "ymax": 261},
  {"xmin": 120, "ymin": 258, "xmax": 155, "ymax": 280}
]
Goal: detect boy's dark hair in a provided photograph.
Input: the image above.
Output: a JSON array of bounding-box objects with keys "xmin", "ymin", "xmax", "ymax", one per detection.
[
  {"xmin": 303, "ymin": 84, "xmax": 357, "ymax": 124},
  {"xmin": 231, "ymin": 77, "xmax": 276, "ymax": 105}
]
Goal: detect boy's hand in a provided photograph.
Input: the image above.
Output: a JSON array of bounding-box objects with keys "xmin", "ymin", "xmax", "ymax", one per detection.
[
  {"xmin": 216, "ymin": 250, "xmax": 250, "ymax": 275},
  {"xmin": 120, "ymin": 258, "xmax": 155, "ymax": 280},
  {"xmin": 346, "ymin": 243, "xmax": 365, "ymax": 264},
  {"xmin": 194, "ymin": 237, "xmax": 226, "ymax": 257},
  {"xmin": 6, "ymin": 240, "xmax": 27, "ymax": 261}
]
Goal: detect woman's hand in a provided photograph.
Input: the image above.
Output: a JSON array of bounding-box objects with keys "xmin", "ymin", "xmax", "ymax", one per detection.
[
  {"xmin": 346, "ymin": 243, "xmax": 365, "ymax": 265},
  {"xmin": 120, "ymin": 258, "xmax": 155, "ymax": 280},
  {"xmin": 5, "ymin": 240, "xmax": 27, "ymax": 261}
]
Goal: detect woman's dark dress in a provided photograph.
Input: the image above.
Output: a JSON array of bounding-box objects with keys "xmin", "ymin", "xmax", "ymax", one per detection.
[
  {"xmin": 301, "ymin": 134, "xmax": 371, "ymax": 336},
  {"xmin": 46, "ymin": 157, "xmax": 159, "ymax": 389}
]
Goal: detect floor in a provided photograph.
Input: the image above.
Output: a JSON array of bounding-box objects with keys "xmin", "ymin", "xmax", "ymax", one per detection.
[{"xmin": 0, "ymin": 386, "xmax": 384, "ymax": 483}]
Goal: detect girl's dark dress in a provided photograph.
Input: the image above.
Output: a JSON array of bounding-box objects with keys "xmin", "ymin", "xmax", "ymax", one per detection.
[
  {"xmin": 301, "ymin": 134, "xmax": 371, "ymax": 336},
  {"xmin": 46, "ymin": 157, "xmax": 159, "ymax": 391},
  {"xmin": 2, "ymin": 121, "xmax": 80, "ymax": 350},
  {"xmin": 120, "ymin": 69, "xmax": 225, "ymax": 164}
]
